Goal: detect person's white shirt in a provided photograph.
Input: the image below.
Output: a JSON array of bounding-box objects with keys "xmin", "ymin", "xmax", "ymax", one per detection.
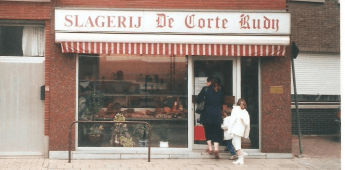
[
  {"xmin": 221, "ymin": 116, "xmax": 233, "ymax": 140},
  {"xmin": 227, "ymin": 106, "xmax": 250, "ymax": 138}
]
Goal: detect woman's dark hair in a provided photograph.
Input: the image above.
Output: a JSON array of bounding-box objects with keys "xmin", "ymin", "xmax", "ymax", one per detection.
[
  {"xmin": 211, "ymin": 77, "xmax": 221, "ymax": 92},
  {"xmin": 236, "ymin": 98, "xmax": 247, "ymax": 109},
  {"xmin": 207, "ymin": 76, "xmax": 213, "ymax": 82}
]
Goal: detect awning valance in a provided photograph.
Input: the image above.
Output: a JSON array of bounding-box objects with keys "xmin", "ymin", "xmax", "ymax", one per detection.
[
  {"xmin": 57, "ymin": 33, "xmax": 289, "ymax": 56},
  {"xmin": 60, "ymin": 42, "xmax": 286, "ymax": 57}
]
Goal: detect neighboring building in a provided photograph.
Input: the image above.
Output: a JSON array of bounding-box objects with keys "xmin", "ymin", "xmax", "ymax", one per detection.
[
  {"xmin": 288, "ymin": 0, "xmax": 341, "ymax": 135},
  {"xmin": 0, "ymin": 1, "xmax": 52, "ymax": 156},
  {"xmin": 0, "ymin": 0, "xmax": 293, "ymax": 158}
]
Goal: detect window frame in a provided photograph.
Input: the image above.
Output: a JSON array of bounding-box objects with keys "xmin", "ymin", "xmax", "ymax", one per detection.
[{"xmin": 0, "ymin": 21, "xmax": 45, "ymax": 57}]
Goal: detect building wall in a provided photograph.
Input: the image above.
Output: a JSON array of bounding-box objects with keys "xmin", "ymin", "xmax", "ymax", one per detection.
[
  {"xmin": 291, "ymin": 109, "xmax": 338, "ymax": 135},
  {"xmin": 0, "ymin": 2, "xmax": 52, "ymax": 20},
  {"xmin": 48, "ymin": 36, "xmax": 77, "ymax": 151},
  {"xmin": 261, "ymin": 53, "xmax": 292, "ymax": 153},
  {"xmin": 0, "ymin": 1, "xmax": 59, "ymax": 151},
  {"xmin": 44, "ymin": 20, "xmax": 51, "ymax": 137},
  {"xmin": 289, "ymin": 0, "xmax": 340, "ymax": 136},
  {"xmin": 55, "ymin": 0, "xmax": 286, "ymax": 10},
  {"xmin": 0, "ymin": 1, "xmax": 77, "ymax": 151},
  {"xmin": 289, "ymin": 0, "xmax": 340, "ymax": 52},
  {"xmin": 0, "ymin": 0, "xmax": 291, "ymax": 151},
  {"xmin": 48, "ymin": 0, "xmax": 288, "ymax": 151}
]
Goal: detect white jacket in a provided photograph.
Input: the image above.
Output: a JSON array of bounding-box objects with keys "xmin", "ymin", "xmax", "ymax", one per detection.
[
  {"xmin": 221, "ymin": 116, "xmax": 233, "ymax": 140},
  {"xmin": 223, "ymin": 106, "xmax": 250, "ymax": 139}
]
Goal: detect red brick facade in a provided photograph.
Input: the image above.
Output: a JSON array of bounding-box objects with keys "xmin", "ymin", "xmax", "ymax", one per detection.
[
  {"xmin": 55, "ymin": 0, "xmax": 286, "ymax": 10},
  {"xmin": 261, "ymin": 49, "xmax": 292, "ymax": 153},
  {"xmin": 0, "ymin": 0, "xmax": 292, "ymax": 153},
  {"xmin": 289, "ymin": 0, "xmax": 340, "ymax": 52},
  {"xmin": 44, "ymin": 20, "xmax": 51, "ymax": 136},
  {"xmin": 0, "ymin": 2, "xmax": 52, "ymax": 20}
]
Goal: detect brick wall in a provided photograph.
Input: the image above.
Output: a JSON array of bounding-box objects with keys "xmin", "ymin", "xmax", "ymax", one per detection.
[
  {"xmin": 261, "ymin": 52, "xmax": 292, "ymax": 153},
  {"xmin": 0, "ymin": 0, "xmax": 288, "ymax": 151},
  {"xmin": 48, "ymin": 22, "xmax": 77, "ymax": 150},
  {"xmin": 56, "ymin": 0, "xmax": 286, "ymax": 10},
  {"xmin": 289, "ymin": 0, "xmax": 340, "ymax": 52},
  {"xmin": 289, "ymin": 0, "xmax": 340, "ymax": 136},
  {"xmin": 49, "ymin": 0, "xmax": 287, "ymax": 150},
  {"xmin": 0, "ymin": 1, "xmax": 53, "ymax": 20},
  {"xmin": 292, "ymin": 109, "xmax": 338, "ymax": 135},
  {"xmin": 44, "ymin": 21, "xmax": 51, "ymax": 136}
]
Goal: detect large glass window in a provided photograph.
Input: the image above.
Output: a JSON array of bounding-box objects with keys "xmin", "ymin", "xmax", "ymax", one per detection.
[
  {"xmin": 78, "ymin": 55, "xmax": 188, "ymax": 148},
  {"xmin": 241, "ymin": 57, "xmax": 259, "ymax": 149}
]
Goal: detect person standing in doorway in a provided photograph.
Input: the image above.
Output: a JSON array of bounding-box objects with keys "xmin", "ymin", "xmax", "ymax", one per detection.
[{"xmin": 197, "ymin": 77, "xmax": 223, "ymax": 159}]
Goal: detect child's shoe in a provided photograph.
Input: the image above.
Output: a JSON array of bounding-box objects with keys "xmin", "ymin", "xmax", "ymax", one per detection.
[
  {"xmin": 232, "ymin": 156, "xmax": 244, "ymax": 165},
  {"xmin": 242, "ymin": 151, "xmax": 248, "ymax": 156},
  {"xmin": 229, "ymin": 154, "xmax": 238, "ymax": 160}
]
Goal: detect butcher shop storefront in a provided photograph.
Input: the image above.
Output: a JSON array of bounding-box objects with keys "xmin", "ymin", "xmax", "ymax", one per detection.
[{"xmin": 51, "ymin": 8, "xmax": 292, "ymax": 159}]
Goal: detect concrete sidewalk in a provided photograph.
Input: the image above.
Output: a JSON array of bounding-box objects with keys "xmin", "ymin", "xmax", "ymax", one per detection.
[
  {"xmin": 0, "ymin": 135, "xmax": 341, "ymax": 170},
  {"xmin": 0, "ymin": 157, "xmax": 341, "ymax": 170}
]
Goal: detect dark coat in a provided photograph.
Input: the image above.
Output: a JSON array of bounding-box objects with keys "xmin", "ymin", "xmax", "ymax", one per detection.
[{"xmin": 197, "ymin": 85, "xmax": 223, "ymax": 125}]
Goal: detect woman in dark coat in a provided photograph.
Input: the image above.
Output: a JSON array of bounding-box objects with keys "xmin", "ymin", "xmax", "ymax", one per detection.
[{"xmin": 197, "ymin": 77, "xmax": 223, "ymax": 159}]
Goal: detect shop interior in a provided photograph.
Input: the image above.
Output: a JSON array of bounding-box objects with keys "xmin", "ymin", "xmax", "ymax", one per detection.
[
  {"xmin": 77, "ymin": 55, "xmax": 188, "ymax": 148},
  {"xmin": 77, "ymin": 55, "xmax": 259, "ymax": 149}
]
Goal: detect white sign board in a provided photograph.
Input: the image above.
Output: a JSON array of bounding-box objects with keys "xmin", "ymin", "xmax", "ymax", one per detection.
[
  {"xmin": 55, "ymin": 9, "xmax": 291, "ymax": 35},
  {"xmin": 195, "ymin": 77, "xmax": 208, "ymax": 95}
]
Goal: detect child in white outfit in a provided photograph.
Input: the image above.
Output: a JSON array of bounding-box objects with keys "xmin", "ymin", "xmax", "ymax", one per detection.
[
  {"xmin": 225, "ymin": 98, "xmax": 250, "ymax": 165},
  {"xmin": 221, "ymin": 104, "xmax": 237, "ymax": 160}
]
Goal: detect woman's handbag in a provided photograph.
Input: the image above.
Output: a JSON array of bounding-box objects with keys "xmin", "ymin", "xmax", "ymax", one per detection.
[
  {"xmin": 195, "ymin": 99, "xmax": 205, "ymax": 114},
  {"xmin": 195, "ymin": 87, "xmax": 207, "ymax": 114}
]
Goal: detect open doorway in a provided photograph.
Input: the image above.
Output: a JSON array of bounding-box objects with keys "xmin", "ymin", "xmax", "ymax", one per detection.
[
  {"xmin": 193, "ymin": 59, "xmax": 235, "ymax": 148},
  {"xmin": 192, "ymin": 57, "xmax": 259, "ymax": 150}
]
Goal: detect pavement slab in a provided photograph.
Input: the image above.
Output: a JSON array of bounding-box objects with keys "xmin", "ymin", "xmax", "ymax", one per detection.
[{"xmin": 0, "ymin": 136, "xmax": 341, "ymax": 170}]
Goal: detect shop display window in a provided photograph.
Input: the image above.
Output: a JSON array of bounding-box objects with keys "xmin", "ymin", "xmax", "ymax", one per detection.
[{"xmin": 78, "ymin": 55, "xmax": 188, "ymax": 148}]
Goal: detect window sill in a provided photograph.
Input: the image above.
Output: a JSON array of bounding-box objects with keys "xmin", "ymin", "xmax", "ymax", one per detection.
[{"xmin": 290, "ymin": 0, "xmax": 325, "ymax": 2}]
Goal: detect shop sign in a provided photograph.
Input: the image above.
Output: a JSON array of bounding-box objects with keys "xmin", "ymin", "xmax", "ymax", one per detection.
[{"xmin": 55, "ymin": 9, "xmax": 290, "ymax": 35}]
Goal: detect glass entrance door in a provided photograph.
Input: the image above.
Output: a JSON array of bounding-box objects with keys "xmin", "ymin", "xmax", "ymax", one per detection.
[{"xmin": 192, "ymin": 57, "xmax": 239, "ymax": 149}]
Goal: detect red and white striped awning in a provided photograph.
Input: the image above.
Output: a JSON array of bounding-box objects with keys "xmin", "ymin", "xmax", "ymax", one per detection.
[{"xmin": 60, "ymin": 42, "xmax": 286, "ymax": 57}]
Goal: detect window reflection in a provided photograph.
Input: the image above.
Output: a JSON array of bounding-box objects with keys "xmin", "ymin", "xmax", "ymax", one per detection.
[{"xmin": 78, "ymin": 55, "xmax": 188, "ymax": 148}]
